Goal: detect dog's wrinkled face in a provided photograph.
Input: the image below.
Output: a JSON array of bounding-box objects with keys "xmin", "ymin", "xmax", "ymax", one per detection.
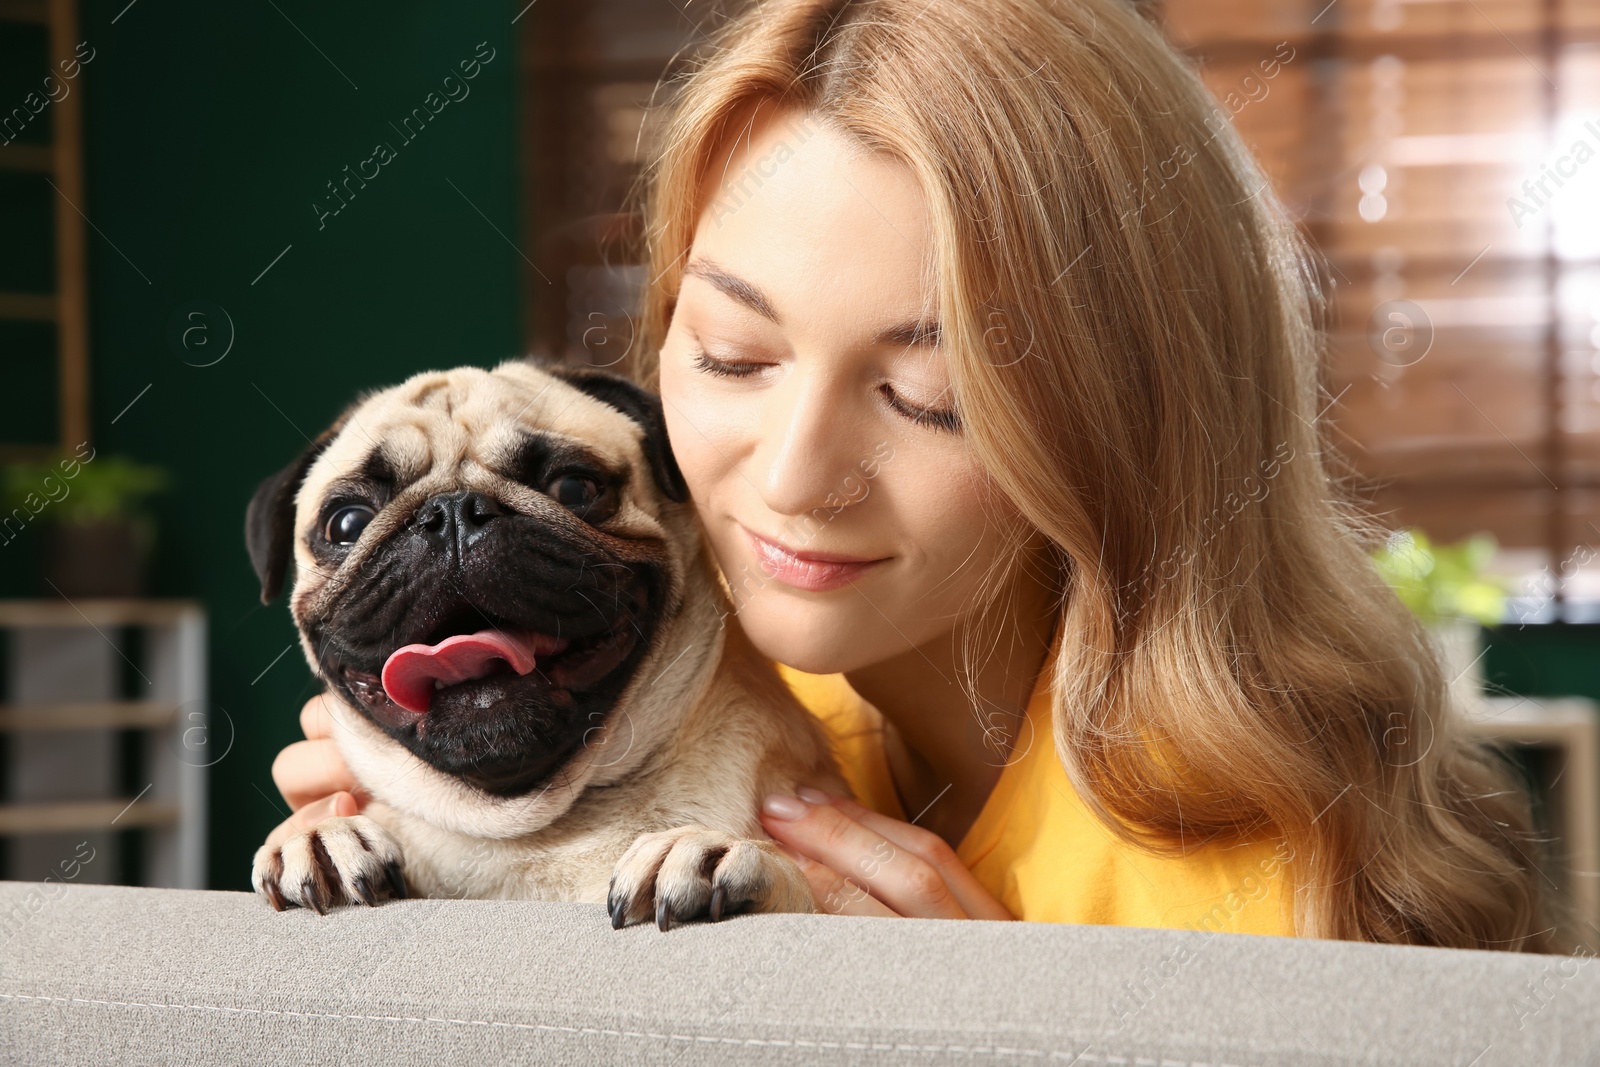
[{"xmin": 246, "ymin": 359, "xmax": 690, "ymax": 799}]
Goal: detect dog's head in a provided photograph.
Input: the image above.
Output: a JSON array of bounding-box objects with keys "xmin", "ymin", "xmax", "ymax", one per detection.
[{"xmin": 246, "ymin": 358, "xmax": 704, "ymax": 815}]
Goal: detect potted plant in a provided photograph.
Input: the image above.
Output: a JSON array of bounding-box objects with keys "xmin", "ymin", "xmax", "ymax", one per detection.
[
  {"xmin": 1371, "ymin": 527, "xmax": 1508, "ymax": 712},
  {"xmin": 1, "ymin": 451, "xmax": 170, "ymax": 598}
]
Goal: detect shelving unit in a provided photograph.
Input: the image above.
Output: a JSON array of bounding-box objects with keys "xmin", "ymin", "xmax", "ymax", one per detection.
[
  {"xmin": 1460, "ymin": 693, "xmax": 1600, "ymax": 935},
  {"xmin": 0, "ymin": 599, "xmax": 207, "ymax": 889},
  {"xmin": 0, "ymin": 0, "xmax": 90, "ymax": 462}
]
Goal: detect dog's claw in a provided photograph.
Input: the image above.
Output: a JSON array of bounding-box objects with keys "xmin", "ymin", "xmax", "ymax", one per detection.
[
  {"xmin": 610, "ymin": 894, "xmax": 627, "ymax": 930},
  {"xmin": 350, "ymin": 875, "xmax": 377, "ymax": 906},
  {"xmin": 384, "ymin": 859, "xmax": 408, "ymax": 900},
  {"xmin": 656, "ymin": 896, "xmax": 672, "ymax": 932},
  {"xmin": 709, "ymin": 884, "xmax": 725, "ymax": 922},
  {"xmin": 302, "ymin": 878, "xmax": 330, "ymax": 915}
]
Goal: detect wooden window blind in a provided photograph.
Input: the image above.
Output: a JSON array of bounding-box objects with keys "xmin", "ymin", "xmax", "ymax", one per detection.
[
  {"xmin": 517, "ymin": 0, "xmax": 690, "ymax": 369},
  {"xmin": 1157, "ymin": 0, "xmax": 1600, "ymax": 620}
]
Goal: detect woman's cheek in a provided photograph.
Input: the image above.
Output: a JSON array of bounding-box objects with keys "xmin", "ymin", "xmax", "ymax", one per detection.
[
  {"xmin": 660, "ymin": 369, "xmax": 732, "ymax": 494},
  {"xmin": 897, "ymin": 457, "xmax": 1001, "ymax": 597}
]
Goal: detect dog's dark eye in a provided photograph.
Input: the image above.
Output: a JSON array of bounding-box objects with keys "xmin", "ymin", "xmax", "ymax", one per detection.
[
  {"xmin": 324, "ymin": 504, "xmax": 375, "ymax": 544},
  {"xmin": 548, "ymin": 473, "xmax": 601, "ymax": 512}
]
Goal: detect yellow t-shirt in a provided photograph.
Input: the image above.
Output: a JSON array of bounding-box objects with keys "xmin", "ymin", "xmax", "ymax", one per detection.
[{"xmin": 776, "ymin": 621, "xmax": 1297, "ymax": 936}]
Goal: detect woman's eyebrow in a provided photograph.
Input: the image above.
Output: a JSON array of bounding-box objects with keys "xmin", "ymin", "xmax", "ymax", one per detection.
[
  {"xmin": 683, "ymin": 256, "xmax": 781, "ymax": 323},
  {"xmin": 875, "ymin": 319, "xmax": 941, "ymax": 347},
  {"xmin": 682, "ymin": 255, "xmax": 941, "ymax": 347}
]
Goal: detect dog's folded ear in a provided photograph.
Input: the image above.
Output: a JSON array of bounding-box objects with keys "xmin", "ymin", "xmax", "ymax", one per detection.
[
  {"xmin": 245, "ymin": 412, "xmax": 350, "ymax": 604},
  {"xmin": 542, "ymin": 363, "xmax": 690, "ymax": 505}
]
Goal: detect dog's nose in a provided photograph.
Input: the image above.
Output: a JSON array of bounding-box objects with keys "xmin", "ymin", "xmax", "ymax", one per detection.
[{"xmin": 413, "ymin": 490, "xmax": 506, "ymax": 553}]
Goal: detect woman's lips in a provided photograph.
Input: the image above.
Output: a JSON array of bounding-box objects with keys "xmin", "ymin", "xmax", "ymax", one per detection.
[{"xmin": 739, "ymin": 523, "xmax": 888, "ymax": 592}]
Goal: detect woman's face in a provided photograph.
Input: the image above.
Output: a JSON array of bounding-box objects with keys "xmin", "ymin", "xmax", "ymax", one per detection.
[{"xmin": 658, "ymin": 106, "xmax": 1020, "ymax": 675}]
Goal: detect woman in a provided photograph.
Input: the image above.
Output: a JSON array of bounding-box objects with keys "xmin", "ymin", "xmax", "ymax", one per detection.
[{"xmin": 270, "ymin": 0, "xmax": 1574, "ymax": 951}]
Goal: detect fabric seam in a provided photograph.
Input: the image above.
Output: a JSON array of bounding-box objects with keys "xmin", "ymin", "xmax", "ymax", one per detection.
[{"xmin": 0, "ymin": 990, "xmax": 1266, "ymax": 1065}]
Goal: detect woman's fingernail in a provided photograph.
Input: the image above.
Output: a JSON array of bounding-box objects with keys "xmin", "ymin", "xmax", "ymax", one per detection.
[
  {"xmin": 795, "ymin": 786, "xmax": 832, "ymax": 804},
  {"xmin": 762, "ymin": 793, "xmax": 807, "ymax": 819}
]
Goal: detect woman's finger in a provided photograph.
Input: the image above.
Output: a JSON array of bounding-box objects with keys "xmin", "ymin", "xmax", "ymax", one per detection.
[
  {"xmin": 272, "ymin": 737, "xmax": 367, "ymax": 811},
  {"xmin": 263, "ymin": 791, "xmax": 360, "ymax": 850},
  {"xmin": 760, "ymin": 792, "xmax": 969, "ymax": 919},
  {"xmin": 773, "ymin": 843, "xmax": 899, "ymax": 918},
  {"xmin": 299, "ymin": 692, "xmax": 338, "ymax": 741},
  {"xmin": 807, "ymin": 789, "xmax": 1015, "ymax": 921}
]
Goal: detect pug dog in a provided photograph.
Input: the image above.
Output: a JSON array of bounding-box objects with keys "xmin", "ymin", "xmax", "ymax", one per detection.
[{"xmin": 245, "ymin": 356, "xmax": 852, "ymax": 929}]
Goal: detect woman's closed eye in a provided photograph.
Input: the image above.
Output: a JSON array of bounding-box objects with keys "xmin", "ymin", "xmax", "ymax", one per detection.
[
  {"xmin": 691, "ymin": 348, "xmax": 766, "ymax": 379},
  {"xmin": 690, "ymin": 347, "xmax": 961, "ymax": 433}
]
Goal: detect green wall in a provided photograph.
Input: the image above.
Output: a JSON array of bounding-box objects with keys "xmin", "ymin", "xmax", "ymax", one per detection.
[
  {"xmin": 1484, "ymin": 624, "xmax": 1600, "ymax": 705},
  {"xmin": 7, "ymin": 2, "xmax": 523, "ymax": 889}
]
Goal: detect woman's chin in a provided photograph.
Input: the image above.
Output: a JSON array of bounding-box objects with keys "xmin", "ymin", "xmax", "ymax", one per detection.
[{"xmin": 733, "ymin": 605, "xmax": 888, "ymax": 676}]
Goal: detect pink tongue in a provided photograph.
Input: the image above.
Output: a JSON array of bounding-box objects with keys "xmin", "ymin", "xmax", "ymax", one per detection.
[{"xmin": 381, "ymin": 628, "xmax": 568, "ymax": 714}]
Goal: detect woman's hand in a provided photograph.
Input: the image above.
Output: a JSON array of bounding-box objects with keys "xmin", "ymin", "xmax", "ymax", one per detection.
[
  {"xmin": 758, "ymin": 786, "xmax": 1015, "ymax": 920},
  {"xmin": 264, "ymin": 692, "xmax": 370, "ymax": 849}
]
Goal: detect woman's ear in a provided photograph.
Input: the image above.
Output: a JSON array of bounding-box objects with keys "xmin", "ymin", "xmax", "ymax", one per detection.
[{"xmin": 540, "ymin": 362, "xmax": 690, "ymax": 505}]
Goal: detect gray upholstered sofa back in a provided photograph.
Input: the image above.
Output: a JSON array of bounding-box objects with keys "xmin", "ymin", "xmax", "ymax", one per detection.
[{"xmin": 2, "ymin": 881, "xmax": 1595, "ymax": 1065}]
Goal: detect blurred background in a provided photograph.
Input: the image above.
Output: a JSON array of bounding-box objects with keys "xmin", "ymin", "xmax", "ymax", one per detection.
[{"xmin": 0, "ymin": 0, "xmax": 1596, "ymax": 937}]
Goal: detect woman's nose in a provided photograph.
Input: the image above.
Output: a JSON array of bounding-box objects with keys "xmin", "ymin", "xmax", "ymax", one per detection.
[{"xmin": 752, "ymin": 368, "xmax": 867, "ymax": 520}]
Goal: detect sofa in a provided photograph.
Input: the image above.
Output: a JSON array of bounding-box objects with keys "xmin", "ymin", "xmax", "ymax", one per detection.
[{"xmin": 2, "ymin": 880, "xmax": 1595, "ymax": 1065}]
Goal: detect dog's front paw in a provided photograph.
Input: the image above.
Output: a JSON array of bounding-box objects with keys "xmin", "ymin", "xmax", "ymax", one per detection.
[
  {"xmin": 607, "ymin": 824, "xmax": 813, "ymax": 931},
  {"xmin": 252, "ymin": 815, "xmax": 407, "ymax": 914}
]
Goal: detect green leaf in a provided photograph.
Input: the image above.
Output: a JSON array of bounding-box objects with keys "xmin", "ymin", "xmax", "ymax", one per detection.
[{"xmin": 1371, "ymin": 527, "xmax": 1509, "ymax": 626}]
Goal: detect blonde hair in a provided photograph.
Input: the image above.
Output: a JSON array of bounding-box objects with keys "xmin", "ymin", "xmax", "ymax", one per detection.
[{"xmin": 620, "ymin": 0, "xmax": 1577, "ymax": 952}]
